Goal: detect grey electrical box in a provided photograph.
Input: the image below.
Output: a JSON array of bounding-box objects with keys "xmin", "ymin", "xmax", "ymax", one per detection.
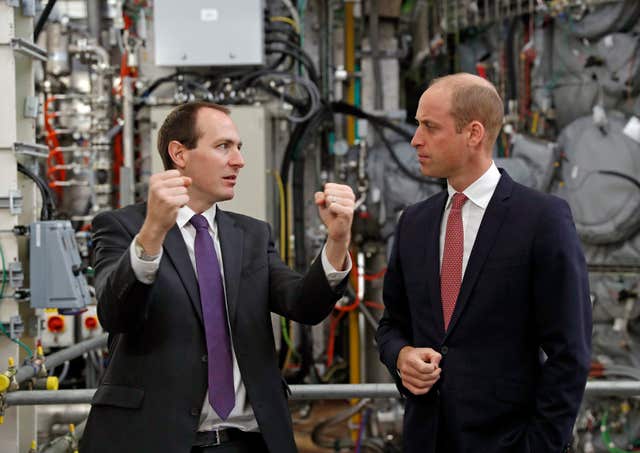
[
  {"xmin": 154, "ymin": 0, "xmax": 264, "ymax": 66},
  {"xmin": 29, "ymin": 221, "xmax": 91, "ymax": 309}
]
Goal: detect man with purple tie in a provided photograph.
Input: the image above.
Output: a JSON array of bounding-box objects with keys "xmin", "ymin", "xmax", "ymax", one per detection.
[{"xmin": 81, "ymin": 102, "xmax": 355, "ymax": 453}]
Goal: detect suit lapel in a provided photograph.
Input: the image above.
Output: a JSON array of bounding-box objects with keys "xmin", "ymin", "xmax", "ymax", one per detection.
[
  {"xmin": 163, "ymin": 224, "xmax": 203, "ymax": 324},
  {"xmin": 216, "ymin": 209, "xmax": 244, "ymax": 329},
  {"xmin": 444, "ymin": 171, "xmax": 514, "ymax": 339},
  {"xmin": 425, "ymin": 191, "xmax": 448, "ymax": 337}
]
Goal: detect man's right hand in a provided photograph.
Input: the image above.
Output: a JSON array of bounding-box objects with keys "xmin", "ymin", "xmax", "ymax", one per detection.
[
  {"xmin": 396, "ymin": 346, "xmax": 442, "ymax": 395},
  {"xmin": 137, "ymin": 170, "xmax": 191, "ymax": 255}
]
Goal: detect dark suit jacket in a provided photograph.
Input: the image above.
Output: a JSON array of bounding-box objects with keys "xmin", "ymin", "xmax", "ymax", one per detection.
[
  {"xmin": 376, "ymin": 171, "xmax": 592, "ymax": 453},
  {"xmin": 80, "ymin": 203, "xmax": 346, "ymax": 453}
]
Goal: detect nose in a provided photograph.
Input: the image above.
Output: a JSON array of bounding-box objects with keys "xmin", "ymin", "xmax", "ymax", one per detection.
[
  {"xmin": 410, "ymin": 128, "xmax": 422, "ymax": 148},
  {"xmin": 230, "ymin": 147, "xmax": 245, "ymax": 168}
]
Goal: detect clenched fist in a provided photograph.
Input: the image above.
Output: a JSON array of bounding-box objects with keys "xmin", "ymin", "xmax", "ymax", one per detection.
[
  {"xmin": 314, "ymin": 183, "xmax": 355, "ymax": 271},
  {"xmin": 396, "ymin": 346, "xmax": 442, "ymax": 395},
  {"xmin": 137, "ymin": 170, "xmax": 192, "ymax": 255}
]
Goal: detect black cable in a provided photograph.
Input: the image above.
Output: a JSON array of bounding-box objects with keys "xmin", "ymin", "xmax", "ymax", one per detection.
[
  {"xmin": 34, "ymin": 0, "xmax": 59, "ymax": 42},
  {"xmin": 505, "ymin": 17, "xmax": 519, "ymax": 103},
  {"xmin": 137, "ymin": 75, "xmax": 177, "ymax": 101},
  {"xmin": 293, "ymin": 157, "xmax": 306, "ymax": 272},
  {"xmin": 265, "ymin": 45, "xmax": 319, "ymax": 86},
  {"xmin": 598, "ymin": 170, "xmax": 640, "ymax": 191},
  {"xmin": 17, "ymin": 163, "xmax": 56, "ymax": 220},
  {"xmin": 280, "ymin": 105, "xmax": 332, "ymax": 264},
  {"xmin": 254, "ymin": 80, "xmax": 309, "ymax": 111},
  {"xmin": 371, "ymin": 123, "xmax": 442, "ymax": 185},
  {"xmin": 330, "ymin": 102, "xmax": 443, "ymax": 186}
]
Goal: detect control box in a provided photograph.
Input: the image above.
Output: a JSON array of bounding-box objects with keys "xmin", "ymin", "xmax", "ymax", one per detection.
[
  {"xmin": 29, "ymin": 221, "xmax": 91, "ymax": 309},
  {"xmin": 154, "ymin": 0, "xmax": 264, "ymax": 66}
]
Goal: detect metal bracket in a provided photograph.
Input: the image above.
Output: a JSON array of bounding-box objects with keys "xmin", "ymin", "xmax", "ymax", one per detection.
[
  {"xmin": 2, "ymin": 316, "xmax": 24, "ymax": 339},
  {"xmin": 8, "ymin": 262, "xmax": 23, "ymax": 288},
  {"xmin": 0, "ymin": 190, "xmax": 23, "ymax": 215},
  {"xmin": 13, "ymin": 142, "xmax": 48, "ymax": 159},
  {"xmin": 21, "ymin": 0, "xmax": 35, "ymax": 17},
  {"xmin": 10, "ymin": 38, "xmax": 47, "ymax": 61},
  {"xmin": 23, "ymin": 96, "xmax": 39, "ymax": 119}
]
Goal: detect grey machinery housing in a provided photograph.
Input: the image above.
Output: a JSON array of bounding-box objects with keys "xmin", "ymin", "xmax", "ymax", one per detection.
[{"xmin": 29, "ymin": 221, "xmax": 91, "ymax": 310}]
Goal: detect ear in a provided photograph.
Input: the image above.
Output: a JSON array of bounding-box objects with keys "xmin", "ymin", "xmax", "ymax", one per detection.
[
  {"xmin": 466, "ymin": 120, "xmax": 485, "ymax": 148},
  {"xmin": 168, "ymin": 140, "xmax": 187, "ymax": 169}
]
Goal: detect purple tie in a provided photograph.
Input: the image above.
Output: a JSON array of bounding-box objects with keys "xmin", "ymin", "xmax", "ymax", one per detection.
[{"xmin": 189, "ymin": 214, "xmax": 235, "ymax": 420}]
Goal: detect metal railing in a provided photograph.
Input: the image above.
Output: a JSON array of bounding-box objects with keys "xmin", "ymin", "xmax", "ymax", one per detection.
[{"xmin": 4, "ymin": 381, "xmax": 640, "ymax": 407}]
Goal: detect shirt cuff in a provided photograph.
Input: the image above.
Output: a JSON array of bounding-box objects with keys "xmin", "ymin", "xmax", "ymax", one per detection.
[
  {"xmin": 129, "ymin": 236, "xmax": 162, "ymax": 284},
  {"xmin": 321, "ymin": 245, "xmax": 351, "ymax": 289}
]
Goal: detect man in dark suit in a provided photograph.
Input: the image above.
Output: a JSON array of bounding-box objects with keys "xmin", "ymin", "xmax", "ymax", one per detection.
[
  {"xmin": 376, "ymin": 73, "xmax": 591, "ymax": 453},
  {"xmin": 80, "ymin": 102, "xmax": 355, "ymax": 453}
]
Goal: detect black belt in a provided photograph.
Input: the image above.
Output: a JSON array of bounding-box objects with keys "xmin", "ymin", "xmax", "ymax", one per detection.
[{"xmin": 193, "ymin": 428, "xmax": 255, "ymax": 447}]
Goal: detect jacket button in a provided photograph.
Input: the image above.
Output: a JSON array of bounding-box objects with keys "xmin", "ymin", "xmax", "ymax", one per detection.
[
  {"xmin": 190, "ymin": 408, "xmax": 199, "ymax": 416},
  {"xmin": 201, "ymin": 355, "xmax": 208, "ymax": 363},
  {"xmin": 441, "ymin": 346, "xmax": 448, "ymax": 355}
]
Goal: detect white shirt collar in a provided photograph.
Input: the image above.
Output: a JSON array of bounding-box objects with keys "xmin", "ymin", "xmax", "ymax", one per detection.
[
  {"xmin": 177, "ymin": 203, "xmax": 218, "ymax": 232},
  {"xmin": 446, "ymin": 161, "xmax": 501, "ymax": 209}
]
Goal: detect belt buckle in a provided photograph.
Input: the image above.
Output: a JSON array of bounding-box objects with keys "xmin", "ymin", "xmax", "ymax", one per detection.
[{"xmin": 200, "ymin": 429, "xmax": 224, "ymax": 447}]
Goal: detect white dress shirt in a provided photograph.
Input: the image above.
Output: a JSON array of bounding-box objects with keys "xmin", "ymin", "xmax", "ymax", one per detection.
[
  {"xmin": 129, "ymin": 204, "xmax": 351, "ymax": 432},
  {"xmin": 439, "ymin": 162, "xmax": 501, "ymax": 276}
]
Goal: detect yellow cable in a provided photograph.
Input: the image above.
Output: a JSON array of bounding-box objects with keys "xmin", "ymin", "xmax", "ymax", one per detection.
[
  {"xmin": 287, "ymin": 183, "xmax": 294, "ymax": 267},
  {"xmin": 345, "ymin": 2, "xmax": 356, "ymax": 145},
  {"xmin": 270, "ymin": 16, "xmax": 300, "ymax": 34},
  {"xmin": 272, "ymin": 171, "xmax": 286, "ymax": 259},
  {"xmin": 282, "ymin": 320, "xmax": 295, "ymax": 374}
]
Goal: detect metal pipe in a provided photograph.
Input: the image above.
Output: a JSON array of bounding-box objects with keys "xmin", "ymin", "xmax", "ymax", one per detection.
[
  {"xmin": 369, "ymin": 0, "xmax": 383, "ymax": 110},
  {"xmin": 122, "ymin": 76, "xmax": 134, "ymax": 169},
  {"xmin": 6, "ymin": 381, "xmax": 640, "ymax": 406},
  {"xmin": 16, "ymin": 334, "xmax": 107, "ymax": 384},
  {"xmin": 68, "ymin": 44, "xmax": 109, "ymax": 67},
  {"xmin": 40, "ymin": 420, "xmax": 86, "ymax": 453},
  {"xmin": 87, "ymin": 0, "xmax": 102, "ymax": 43}
]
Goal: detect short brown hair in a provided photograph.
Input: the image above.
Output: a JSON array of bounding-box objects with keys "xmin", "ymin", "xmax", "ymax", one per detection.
[
  {"xmin": 157, "ymin": 101, "xmax": 230, "ymax": 170},
  {"xmin": 431, "ymin": 74, "xmax": 504, "ymax": 146}
]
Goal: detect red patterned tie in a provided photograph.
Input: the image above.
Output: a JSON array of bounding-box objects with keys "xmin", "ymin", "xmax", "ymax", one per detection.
[{"xmin": 441, "ymin": 193, "xmax": 468, "ymax": 330}]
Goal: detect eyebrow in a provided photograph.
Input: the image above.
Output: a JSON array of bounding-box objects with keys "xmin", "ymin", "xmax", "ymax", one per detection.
[
  {"xmin": 415, "ymin": 117, "xmax": 438, "ymax": 126},
  {"xmin": 216, "ymin": 138, "xmax": 243, "ymax": 148}
]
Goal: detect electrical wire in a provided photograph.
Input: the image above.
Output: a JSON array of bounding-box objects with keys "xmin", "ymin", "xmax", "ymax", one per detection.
[
  {"xmin": 34, "ymin": 0, "xmax": 59, "ymax": 42},
  {"xmin": 598, "ymin": 170, "xmax": 640, "ymax": 191},
  {"xmin": 270, "ymin": 16, "xmax": 300, "ymax": 34},
  {"xmin": 329, "ymin": 101, "xmax": 443, "ymax": 186},
  {"xmin": 17, "ymin": 163, "xmax": 56, "ymax": 220},
  {"xmin": 311, "ymin": 398, "xmax": 371, "ymax": 449},
  {"xmin": 278, "ymin": 0, "xmax": 301, "ymax": 32},
  {"xmin": 0, "ymin": 323, "xmax": 33, "ymax": 358},
  {"xmin": 0, "ymin": 243, "xmax": 33, "ymax": 358}
]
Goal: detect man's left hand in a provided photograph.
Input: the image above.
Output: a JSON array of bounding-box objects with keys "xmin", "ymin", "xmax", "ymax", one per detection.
[{"xmin": 314, "ymin": 183, "xmax": 355, "ymax": 243}]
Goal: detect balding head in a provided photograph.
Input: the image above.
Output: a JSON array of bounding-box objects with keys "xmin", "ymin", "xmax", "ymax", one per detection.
[{"xmin": 428, "ymin": 73, "xmax": 504, "ymax": 148}]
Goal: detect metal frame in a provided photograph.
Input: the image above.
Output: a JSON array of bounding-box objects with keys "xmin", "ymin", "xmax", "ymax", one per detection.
[{"xmin": 4, "ymin": 381, "xmax": 640, "ymax": 407}]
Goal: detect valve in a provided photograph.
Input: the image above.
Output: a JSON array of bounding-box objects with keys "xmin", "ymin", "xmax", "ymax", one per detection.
[
  {"xmin": 0, "ymin": 357, "xmax": 18, "ymax": 393},
  {"xmin": 27, "ymin": 345, "xmax": 58, "ymax": 390}
]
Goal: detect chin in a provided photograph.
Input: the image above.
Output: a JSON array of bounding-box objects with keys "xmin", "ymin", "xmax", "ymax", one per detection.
[{"xmin": 217, "ymin": 192, "xmax": 234, "ymax": 202}]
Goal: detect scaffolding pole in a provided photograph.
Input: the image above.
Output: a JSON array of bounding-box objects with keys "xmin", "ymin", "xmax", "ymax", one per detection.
[{"xmin": 5, "ymin": 381, "xmax": 640, "ymax": 407}]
